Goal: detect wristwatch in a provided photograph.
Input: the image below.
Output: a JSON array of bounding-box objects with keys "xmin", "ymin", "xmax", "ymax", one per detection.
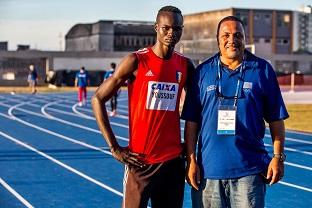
[{"xmin": 273, "ymin": 153, "xmax": 286, "ymax": 162}]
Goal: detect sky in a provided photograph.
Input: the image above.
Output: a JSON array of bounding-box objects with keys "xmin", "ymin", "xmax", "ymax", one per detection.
[{"xmin": 0, "ymin": 0, "xmax": 311, "ymax": 51}]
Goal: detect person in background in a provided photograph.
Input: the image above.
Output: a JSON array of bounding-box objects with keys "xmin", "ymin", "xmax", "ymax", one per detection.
[
  {"xmin": 182, "ymin": 16, "xmax": 289, "ymax": 208},
  {"xmin": 27, "ymin": 64, "xmax": 38, "ymax": 94},
  {"xmin": 75, "ymin": 66, "xmax": 89, "ymax": 106},
  {"xmin": 104, "ymin": 62, "xmax": 119, "ymax": 116},
  {"xmin": 92, "ymin": 5, "xmax": 194, "ymax": 208}
]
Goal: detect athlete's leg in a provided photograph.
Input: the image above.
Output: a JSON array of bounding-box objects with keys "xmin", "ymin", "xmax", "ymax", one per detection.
[
  {"xmin": 123, "ymin": 165, "xmax": 155, "ymax": 208},
  {"xmin": 150, "ymin": 157, "xmax": 185, "ymax": 208}
]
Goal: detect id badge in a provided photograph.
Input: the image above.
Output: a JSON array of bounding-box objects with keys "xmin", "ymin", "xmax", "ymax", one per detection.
[{"xmin": 217, "ymin": 105, "xmax": 237, "ymax": 135}]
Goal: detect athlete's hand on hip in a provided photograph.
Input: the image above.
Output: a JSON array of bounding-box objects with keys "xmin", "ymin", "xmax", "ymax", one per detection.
[{"xmin": 111, "ymin": 145, "xmax": 146, "ymax": 168}]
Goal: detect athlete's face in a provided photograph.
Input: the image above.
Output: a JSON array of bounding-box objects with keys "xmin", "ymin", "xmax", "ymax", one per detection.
[
  {"xmin": 218, "ymin": 20, "xmax": 245, "ymax": 61},
  {"xmin": 155, "ymin": 11, "xmax": 183, "ymax": 48}
]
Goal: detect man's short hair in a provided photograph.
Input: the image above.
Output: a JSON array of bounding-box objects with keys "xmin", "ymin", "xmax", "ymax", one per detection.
[
  {"xmin": 216, "ymin": 16, "xmax": 244, "ymax": 39},
  {"xmin": 156, "ymin": 5, "xmax": 183, "ymax": 22}
]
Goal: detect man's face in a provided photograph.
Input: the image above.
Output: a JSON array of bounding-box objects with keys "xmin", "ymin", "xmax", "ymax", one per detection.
[
  {"xmin": 218, "ymin": 20, "xmax": 245, "ymax": 60},
  {"xmin": 155, "ymin": 11, "xmax": 183, "ymax": 48}
]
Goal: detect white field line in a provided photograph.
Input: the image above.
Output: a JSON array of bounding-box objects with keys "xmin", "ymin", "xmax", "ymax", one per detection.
[{"xmin": 0, "ymin": 177, "xmax": 34, "ymax": 208}]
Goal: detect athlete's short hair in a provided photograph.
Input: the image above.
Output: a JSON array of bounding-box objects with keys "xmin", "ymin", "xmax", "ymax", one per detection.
[
  {"xmin": 216, "ymin": 16, "xmax": 245, "ymax": 40},
  {"xmin": 156, "ymin": 5, "xmax": 183, "ymax": 22}
]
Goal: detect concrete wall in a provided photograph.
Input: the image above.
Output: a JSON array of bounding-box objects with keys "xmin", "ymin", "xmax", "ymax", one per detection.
[{"xmin": 53, "ymin": 57, "xmax": 122, "ymax": 71}]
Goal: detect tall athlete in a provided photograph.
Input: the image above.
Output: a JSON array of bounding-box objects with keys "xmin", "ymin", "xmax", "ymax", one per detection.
[{"xmin": 92, "ymin": 6, "xmax": 194, "ymax": 208}]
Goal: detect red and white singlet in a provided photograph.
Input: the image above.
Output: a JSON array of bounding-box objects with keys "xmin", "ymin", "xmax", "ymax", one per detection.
[{"xmin": 128, "ymin": 47, "xmax": 188, "ymax": 164}]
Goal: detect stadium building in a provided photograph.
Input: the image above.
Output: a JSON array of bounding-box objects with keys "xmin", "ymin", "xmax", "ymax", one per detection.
[{"xmin": 0, "ymin": 7, "xmax": 311, "ymax": 87}]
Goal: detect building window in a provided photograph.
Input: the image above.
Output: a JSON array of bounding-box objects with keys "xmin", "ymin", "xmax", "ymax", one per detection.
[
  {"xmin": 265, "ymin": 38, "xmax": 271, "ymax": 43},
  {"xmin": 254, "ymin": 38, "xmax": 259, "ymax": 43},
  {"xmin": 283, "ymin": 39, "xmax": 289, "ymax": 44},
  {"xmin": 277, "ymin": 13, "xmax": 290, "ymax": 27},
  {"xmin": 254, "ymin": 14, "xmax": 260, "ymax": 20},
  {"xmin": 264, "ymin": 14, "xmax": 271, "ymax": 19},
  {"xmin": 235, "ymin": 12, "xmax": 248, "ymax": 26},
  {"xmin": 284, "ymin": 14, "xmax": 290, "ymax": 23}
]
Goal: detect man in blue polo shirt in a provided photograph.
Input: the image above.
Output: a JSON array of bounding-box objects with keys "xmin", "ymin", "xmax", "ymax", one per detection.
[{"xmin": 182, "ymin": 16, "xmax": 289, "ymax": 208}]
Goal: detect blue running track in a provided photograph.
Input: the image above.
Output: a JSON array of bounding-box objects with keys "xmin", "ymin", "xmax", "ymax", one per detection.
[{"xmin": 0, "ymin": 91, "xmax": 311, "ymax": 207}]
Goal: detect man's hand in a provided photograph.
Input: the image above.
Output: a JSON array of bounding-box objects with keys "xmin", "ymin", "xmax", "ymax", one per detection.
[
  {"xmin": 111, "ymin": 145, "xmax": 146, "ymax": 168},
  {"xmin": 266, "ymin": 158, "xmax": 284, "ymax": 185},
  {"xmin": 186, "ymin": 159, "xmax": 201, "ymax": 190}
]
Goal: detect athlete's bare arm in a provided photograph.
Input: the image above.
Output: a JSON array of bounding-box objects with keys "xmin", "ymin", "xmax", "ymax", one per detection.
[{"xmin": 92, "ymin": 53, "xmax": 145, "ymax": 168}]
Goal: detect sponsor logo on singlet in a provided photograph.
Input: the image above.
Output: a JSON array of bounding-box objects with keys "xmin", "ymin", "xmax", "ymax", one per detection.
[{"xmin": 146, "ymin": 81, "xmax": 179, "ymax": 111}]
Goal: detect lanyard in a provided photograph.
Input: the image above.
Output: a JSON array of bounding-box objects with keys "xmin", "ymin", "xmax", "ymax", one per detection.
[{"xmin": 217, "ymin": 58, "xmax": 244, "ymax": 107}]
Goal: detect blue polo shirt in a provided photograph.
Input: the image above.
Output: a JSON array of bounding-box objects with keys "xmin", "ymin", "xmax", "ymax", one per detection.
[
  {"xmin": 181, "ymin": 50, "xmax": 289, "ymax": 179},
  {"xmin": 76, "ymin": 71, "xmax": 88, "ymax": 87}
]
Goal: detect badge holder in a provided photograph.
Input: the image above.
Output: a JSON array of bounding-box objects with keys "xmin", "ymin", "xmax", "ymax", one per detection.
[{"xmin": 217, "ymin": 105, "xmax": 237, "ymax": 135}]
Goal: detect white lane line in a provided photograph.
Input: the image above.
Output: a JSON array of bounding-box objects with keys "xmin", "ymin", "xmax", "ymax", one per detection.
[
  {"xmin": 2, "ymin": 100, "xmax": 312, "ymax": 193},
  {"xmin": 4, "ymin": 100, "xmax": 312, "ymax": 171},
  {"xmin": 0, "ymin": 131, "xmax": 123, "ymax": 197},
  {"xmin": 284, "ymin": 162, "xmax": 312, "ymax": 171},
  {"xmin": 1, "ymin": 122, "xmax": 312, "ymax": 195},
  {"xmin": 2, "ymin": 111, "xmax": 110, "ymax": 154},
  {"xmin": 0, "ymin": 177, "xmax": 34, "ymax": 208},
  {"xmin": 285, "ymin": 129, "xmax": 312, "ymax": 137},
  {"xmin": 10, "ymin": 95, "xmax": 312, "ymax": 145},
  {"xmin": 264, "ymin": 143, "xmax": 312, "ymax": 156},
  {"xmin": 5, "ymin": 102, "xmax": 113, "ymax": 154},
  {"xmin": 41, "ymin": 102, "xmax": 129, "ymax": 130},
  {"xmin": 278, "ymin": 181, "xmax": 312, "ymax": 192},
  {"xmin": 285, "ymin": 137, "xmax": 312, "ymax": 145},
  {"xmin": 40, "ymin": 104, "xmax": 129, "ymax": 141},
  {"xmin": 72, "ymin": 103, "xmax": 94, "ymax": 120},
  {"xmin": 71, "ymin": 102, "xmax": 129, "ymax": 120},
  {"xmin": 180, "ymin": 126, "xmax": 312, "ymax": 156},
  {"xmin": 2, "ymin": 101, "xmax": 129, "ymax": 142},
  {"xmin": 265, "ymin": 134, "xmax": 312, "ymax": 145}
]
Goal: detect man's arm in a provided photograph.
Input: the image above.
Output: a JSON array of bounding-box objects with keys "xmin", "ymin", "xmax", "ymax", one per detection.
[
  {"xmin": 91, "ymin": 53, "xmax": 145, "ymax": 168},
  {"xmin": 267, "ymin": 119, "xmax": 285, "ymax": 185},
  {"xmin": 185, "ymin": 121, "xmax": 201, "ymax": 190}
]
